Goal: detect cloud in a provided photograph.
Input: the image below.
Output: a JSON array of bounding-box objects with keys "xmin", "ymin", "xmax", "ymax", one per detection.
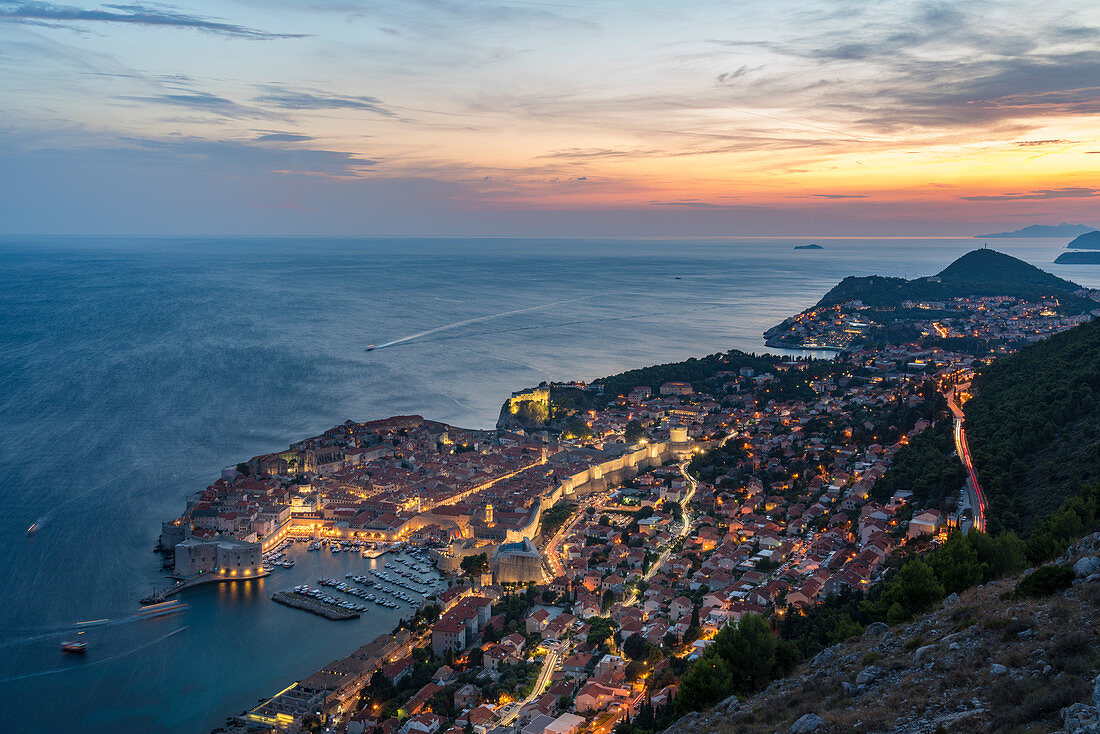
[
  {"xmin": 0, "ymin": 1, "xmax": 306, "ymax": 39},
  {"xmin": 812, "ymin": 194, "xmax": 868, "ymax": 199},
  {"xmin": 254, "ymin": 87, "xmax": 396, "ymax": 117},
  {"xmin": 961, "ymin": 187, "xmax": 1100, "ymax": 201},
  {"xmin": 255, "ymin": 132, "xmax": 314, "ymax": 142},
  {"xmin": 119, "ymin": 91, "xmax": 259, "ymax": 118}
]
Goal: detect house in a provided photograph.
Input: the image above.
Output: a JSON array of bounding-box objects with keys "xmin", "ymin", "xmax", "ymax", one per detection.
[
  {"xmin": 668, "ymin": 596, "xmax": 693, "ymax": 621},
  {"xmin": 454, "ymin": 683, "xmax": 481, "ymax": 711},
  {"xmin": 908, "ymin": 509, "xmax": 942, "ymax": 539},
  {"xmin": 526, "ymin": 608, "xmax": 551, "ymax": 634},
  {"xmin": 401, "ymin": 712, "xmax": 444, "ymax": 734},
  {"xmin": 544, "ymin": 713, "xmax": 586, "ymax": 734}
]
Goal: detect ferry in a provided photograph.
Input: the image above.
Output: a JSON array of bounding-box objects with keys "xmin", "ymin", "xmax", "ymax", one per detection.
[
  {"xmin": 61, "ymin": 641, "xmax": 87, "ymax": 654},
  {"xmin": 138, "ymin": 599, "xmax": 189, "ymax": 619}
]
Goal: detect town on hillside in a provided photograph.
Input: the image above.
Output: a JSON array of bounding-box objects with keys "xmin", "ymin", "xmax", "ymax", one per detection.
[{"xmin": 162, "ymin": 255, "xmax": 1100, "ymax": 734}]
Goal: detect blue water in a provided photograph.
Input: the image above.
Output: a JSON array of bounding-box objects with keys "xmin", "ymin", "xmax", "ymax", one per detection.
[{"xmin": 1, "ymin": 236, "xmax": 1097, "ymax": 732}]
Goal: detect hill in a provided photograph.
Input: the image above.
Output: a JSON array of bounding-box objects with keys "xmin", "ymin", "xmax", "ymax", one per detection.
[
  {"xmin": 965, "ymin": 317, "xmax": 1100, "ymax": 532},
  {"xmin": 660, "ymin": 541, "xmax": 1100, "ymax": 734},
  {"xmin": 1055, "ymin": 251, "xmax": 1100, "ymax": 264},
  {"xmin": 815, "ymin": 248, "xmax": 1084, "ymax": 309},
  {"xmin": 1067, "ymin": 231, "xmax": 1100, "ymax": 249},
  {"xmin": 980, "ymin": 223, "xmax": 1095, "ymax": 238}
]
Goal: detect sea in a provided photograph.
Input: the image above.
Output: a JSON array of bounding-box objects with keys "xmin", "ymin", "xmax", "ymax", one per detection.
[{"xmin": 1, "ymin": 236, "xmax": 1098, "ymax": 733}]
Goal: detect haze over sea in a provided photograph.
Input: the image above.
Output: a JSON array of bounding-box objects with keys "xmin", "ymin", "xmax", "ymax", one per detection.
[{"xmin": 2, "ymin": 236, "xmax": 1098, "ymax": 733}]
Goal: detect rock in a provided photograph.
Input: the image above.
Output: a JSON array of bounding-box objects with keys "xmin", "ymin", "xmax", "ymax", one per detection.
[
  {"xmin": 1087, "ymin": 573, "xmax": 1100, "ymax": 584},
  {"xmin": 990, "ymin": 663, "xmax": 1008, "ymax": 675},
  {"xmin": 810, "ymin": 647, "xmax": 836, "ymax": 669},
  {"xmin": 944, "ymin": 592, "xmax": 959, "ymax": 605},
  {"xmin": 1044, "ymin": 665, "xmax": 1052, "ymax": 675},
  {"xmin": 1017, "ymin": 629, "xmax": 1035, "ymax": 639},
  {"xmin": 1075, "ymin": 556, "xmax": 1100, "ymax": 578},
  {"xmin": 949, "ymin": 642, "xmax": 961, "ymax": 651},
  {"xmin": 856, "ymin": 665, "xmax": 881, "ymax": 686},
  {"xmin": 1093, "ymin": 672, "xmax": 1100, "ymax": 708},
  {"xmin": 842, "ymin": 681, "xmax": 857, "ymax": 696},
  {"xmin": 791, "ymin": 713, "xmax": 825, "ymax": 733},
  {"xmin": 1060, "ymin": 702, "xmax": 1099, "ymax": 734},
  {"xmin": 864, "ymin": 622, "xmax": 889, "ymax": 638},
  {"xmin": 914, "ymin": 645, "xmax": 937, "ymax": 666},
  {"xmin": 716, "ymin": 694, "xmax": 738, "ymax": 714}
]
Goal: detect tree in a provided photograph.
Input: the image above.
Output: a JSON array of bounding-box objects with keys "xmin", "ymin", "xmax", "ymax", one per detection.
[
  {"xmin": 622, "ymin": 633, "xmax": 652, "ymax": 661},
  {"xmin": 869, "ymin": 559, "xmax": 945, "ymax": 623},
  {"xmin": 587, "ymin": 617, "xmax": 618, "ymax": 647},
  {"xmin": 624, "ymin": 420, "xmax": 645, "ymax": 443},
  {"xmin": 676, "ymin": 654, "xmax": 733, "ymax": 714},
  {"xmin": 601, "ymin": 588, "xmax": 614, "ymax": 613},
  {"xmin": 461, "ymin": 553, "xmax": 490, "ymax": 576}
]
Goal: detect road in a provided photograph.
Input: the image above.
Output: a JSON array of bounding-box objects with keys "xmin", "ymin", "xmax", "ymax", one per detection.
[
  {"xmin": 497, "ymin": 645, "xmax": 562, "ymax": 726},
  {"xmin": 945, "ymin": 385, "xmax": 986, "ymax": 533}
]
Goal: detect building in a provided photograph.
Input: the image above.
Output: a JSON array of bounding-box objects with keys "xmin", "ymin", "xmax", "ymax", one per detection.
[
  {"xmin": 492, "ymin": 538, "xmax": 544, "ymax": 583},
  {"xmin": 173, "ymin": 536, "xmax": 262, "ymax": 577}
]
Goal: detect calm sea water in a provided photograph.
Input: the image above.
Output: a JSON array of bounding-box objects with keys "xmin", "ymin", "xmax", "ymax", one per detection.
[{"xmin": 1, "ymin": 236, "xmax": 1097, "ymax": 732}]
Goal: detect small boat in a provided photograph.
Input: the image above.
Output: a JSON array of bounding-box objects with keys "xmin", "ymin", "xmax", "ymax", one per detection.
[
  {"xmin": 61, "ymin": 641, "xmax": 87, "ymax": 654},
  {"xmin": 365, "ymin": 345, "xmax": 376, "ymax": 351},
  {"xmin": 26, "ymin": 523, "xmax": 39, "ymax": 536}
]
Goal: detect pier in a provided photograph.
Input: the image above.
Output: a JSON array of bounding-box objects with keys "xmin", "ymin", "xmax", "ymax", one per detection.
[
  {"xmin": 139, "ymin": 569, "xmax": 271, "ymax": 605},
  {"xmin": 271, "ymin": 591, "xmax": 360, "ymax": 620}
]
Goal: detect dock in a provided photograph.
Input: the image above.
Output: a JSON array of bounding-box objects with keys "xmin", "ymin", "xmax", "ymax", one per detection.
[
  {"xmin": 139, "ymin": 569, "xmax": 270, "ymax": 605},
  {"xmin": 271, "ymin": 591, "xmax": 360, "ymax": 620}
]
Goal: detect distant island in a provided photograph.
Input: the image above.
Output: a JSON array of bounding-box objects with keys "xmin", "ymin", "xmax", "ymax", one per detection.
[
  {"xmin": 794, "ymin": 243, "xmax": 823, "ymax": 250},
  {"xmin": 979, "ymin": 223, "xmax": 1095, "ymax": 238},
  {"xmin": 1055, "ymin": 251, "xmax": 1100, "ymax": 264},
  {"xmin": 1066, "ymin": 231, "xmax": 1100, "ymax": 249},
  {"xmin": 764, "ymin": 248, "xmax": 1099, "ymax": 351}
]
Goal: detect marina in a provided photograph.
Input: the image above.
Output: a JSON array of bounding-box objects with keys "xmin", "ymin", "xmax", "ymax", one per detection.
[{"xmin": 271, "ymin": 591, "xmax": 359, "ymax": 621}]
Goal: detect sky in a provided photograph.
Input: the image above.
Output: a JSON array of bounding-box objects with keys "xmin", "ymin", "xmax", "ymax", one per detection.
[{"xmin": 1, "ymin": 0, "xmax": 1099, "ymax": 236}]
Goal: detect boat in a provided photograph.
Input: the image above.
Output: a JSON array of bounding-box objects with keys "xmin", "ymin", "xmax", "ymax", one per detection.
[
  {"xmin": 61, "ymin": 641, "xmax": 87, "ymax": 654},
  {"xmin": 26, "ymin": 523, "xmax": 39, "ymax": 536},
  {"xmin": 138, "ymin": 600, "xmax": 189, "ymax": 619},
  {"xmin": 365, "ymin": 345, "xmax": 376, "ymax": 351}
]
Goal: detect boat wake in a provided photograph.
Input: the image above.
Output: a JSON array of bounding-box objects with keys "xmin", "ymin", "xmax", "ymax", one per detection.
[
  {"xmin": 0, "ymin": 626, "xmax": 188, "ymax": 684},
  {"xmin": 366, "ymin": 296, "xmax": 592, "ymax": 351}
]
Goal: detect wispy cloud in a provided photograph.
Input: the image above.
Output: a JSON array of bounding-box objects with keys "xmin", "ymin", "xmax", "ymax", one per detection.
[
  {"xmin": 255, "ymin": 132, "xmax": 314, "ymax": 142},
  {"xmin": 812, "ymin": 194, "xmax": 867, "ymax": 199},
  {"xmin": 961, "ymin": 187, "xmax": 1100, "ymax": 202},
  {"xmin": 0, "ymin": 1, "xmax": 306, "ymax": 39},
  {"xmin": 253, "ymin": 87, "xmax": 395, "ymax": 117},
  {"xmin": 119, "ymin": 91, "xmax": 260, "ymax": 118}
]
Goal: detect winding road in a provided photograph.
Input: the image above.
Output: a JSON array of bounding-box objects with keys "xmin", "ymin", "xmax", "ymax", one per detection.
[{"xmin": 946, "ymin": 385, "xmax": 986, "ymax": 533}]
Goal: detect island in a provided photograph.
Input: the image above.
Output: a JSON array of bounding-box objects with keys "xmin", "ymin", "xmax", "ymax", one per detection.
[
  {"xmin": 1055, "ymin": 251, "xmax": 1100, "ymax": 264},
  {"xmin": 1066, "ymin": 230, "xmax": 1100, "ymax": 249},
  {"xmin": 979, "ymin": 223, "xmax": 1095, "ymax": 238},
  {"xmin": 762, "ymin": 248, "xmax": 1100, "ymax": 352},
  {"xmin": 793, "ymin": 243, "xmax": 823, "ymax": 250}
]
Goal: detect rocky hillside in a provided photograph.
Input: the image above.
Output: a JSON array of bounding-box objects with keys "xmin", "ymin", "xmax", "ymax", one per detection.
[{"xmin": 662, "ymin": 535, "xmax": 1100, "ymax": 734}]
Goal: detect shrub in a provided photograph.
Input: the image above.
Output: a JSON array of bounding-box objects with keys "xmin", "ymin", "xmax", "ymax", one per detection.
[
  {"xmin": 861, "ymin": 650, "xmax": 882, "ymax": 665},
  {"xmin": 1015, "ymin": 565, "xmax": 1074, "ymax": 598}
]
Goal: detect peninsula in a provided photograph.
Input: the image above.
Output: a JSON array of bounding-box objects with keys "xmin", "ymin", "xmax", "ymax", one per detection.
[
  {"xmin": 763, "ymin": 248, "xmax": 1099, "ymax": 351},
  {"xmin": 979, "ymin": 223, "xmax": 1095, "ymax": 238}
]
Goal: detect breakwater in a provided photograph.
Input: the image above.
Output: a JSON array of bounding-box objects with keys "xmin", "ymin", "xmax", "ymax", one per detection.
[{"xmin": 271, "ymin": 591, "xmax": 360, "ymax": 621}]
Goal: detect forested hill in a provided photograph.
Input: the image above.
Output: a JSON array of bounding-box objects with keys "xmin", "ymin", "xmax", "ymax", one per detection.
[
  {"xmin": 966, "ymin": 316, "xmax": 1100, "ymax": 531},
  {"xmin": 815, "ymin": 248, "xmax": 1088, "ymax": 311}
]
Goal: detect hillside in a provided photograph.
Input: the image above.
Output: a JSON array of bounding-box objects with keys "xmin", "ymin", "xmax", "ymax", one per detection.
[
  {"xmin": 964, "ymin": 317, "xmax": 1100, "ymax": 532},
  {"xmin": 815, "ymin": 249, "xmax": 1084, "ymax": 309},
  {"xmin": 1067, "ymin": 231, "xmax": 1100, "ymax": 250},
  {"xmin": 980, "ymin": 223, "xmax": 1095, "ymax": 238},
  {"xmin": 661, "ymin": 538, "xmax": 1100, "ymax": 734},
  {"xmin": 1055, "ymin": 251, "xmax": 1100, "ymax": 264}
]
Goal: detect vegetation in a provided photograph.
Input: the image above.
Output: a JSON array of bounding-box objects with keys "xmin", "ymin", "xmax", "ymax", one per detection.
[
  {"xmin": 592, "ymin": 350, "xmax": 776, "ymax": 404},
  {"xmin": 965, "ymin": 317, "xmax": 1100, "ymax": 531},
  {"xmin": 460, "ymin": 553, "xmax": 490, "ymax": 576},
  {"xmin": 871, "ymin": 420, "xmax": 965, "ymax": 510},
  {"xmin": 815, "ymin": 249, "xmax": 1087, "ymax": 311},
  {"xmin": 1015, "ymin": 565, "xmax": 1075, "ymax": 598}
]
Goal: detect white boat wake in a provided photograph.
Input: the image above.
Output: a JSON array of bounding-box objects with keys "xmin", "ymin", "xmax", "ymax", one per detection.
[{"xmin": 367, "ymin": 296, "xmax": 591, "ymax": 351}]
